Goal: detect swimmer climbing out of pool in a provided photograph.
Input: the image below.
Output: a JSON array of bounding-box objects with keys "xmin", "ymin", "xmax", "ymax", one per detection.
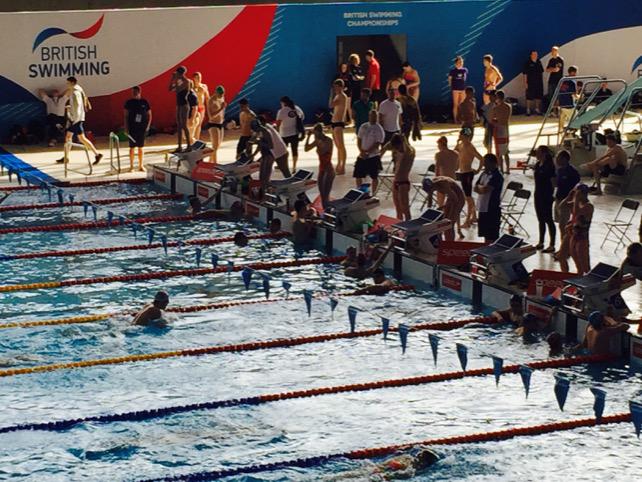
[
  {"xmin": 344, "ymin": 239, "xmax": 394, "ymax": 280},
  {"xmin": 353, "ymin": 268, "xmax": 396, "ymax": 295},
  {"xmin": 133, "ymin": 291, "xmax": 169, "ymax": 327}
]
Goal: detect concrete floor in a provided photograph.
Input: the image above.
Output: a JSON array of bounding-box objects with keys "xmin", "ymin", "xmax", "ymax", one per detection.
[{"xmin": 2, "ymin": 115, "xmax": 642, "ymax": 315}]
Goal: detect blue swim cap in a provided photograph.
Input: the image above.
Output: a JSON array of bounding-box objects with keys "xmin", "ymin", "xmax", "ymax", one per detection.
[
  {"xmin": 523, "ymin": 313, "xmax": 538, "ymax": 323},
  {"xmin": 588, "ymin": 311, "xmax": 603, "ymax": 328}
]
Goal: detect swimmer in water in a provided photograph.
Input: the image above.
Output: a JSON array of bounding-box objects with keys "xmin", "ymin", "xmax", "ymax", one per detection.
[
  {"xmin": 269, "ymin": 218, "xmax": 282, "ymax": 235},
  {"xmin": 324, "ymin": 446, "xmax": 439, "ymax": 480},
  {"xmin": 233, "ymin": 231, "xmax": 249, "ymax": 247},
  {"xmin": 133, "ymin": 291, "xmax": 169, "ymax": 327},
  {"xmin": 345, "ymin": 239, "xmax": 394, "ymax": 279},
  {"xmin": 188, "ymin": 196, "xmax": 245, "ymax": 221}
]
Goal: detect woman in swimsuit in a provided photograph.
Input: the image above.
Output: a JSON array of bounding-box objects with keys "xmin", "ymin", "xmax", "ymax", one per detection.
[
  {"xmin": 383, "ymin": 133, "xmax": 415, "ymax": 221},
  {"xmin": 401, "ymin": 61, "xmax": 421, "ymax": 102},
  {"xmin": 558, "ymin": 184, "xmax": 593, "ymax": 274},
  {"xmin": 304, "ymin": 123, "xmax": 335, "ymax": 209},
  {"xmin": 192, "ymin": 72, "xmax": 209, "ymax": 141},
  {"xmin": 205, "ymin": 85, "xmax": 226, "ymax": 163},
  {"xmin": 455, "ymin": 127, "xmax": 483, "ymax": 228}
]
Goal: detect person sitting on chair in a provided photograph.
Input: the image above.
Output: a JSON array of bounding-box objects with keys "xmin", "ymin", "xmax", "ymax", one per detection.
[
  {"xmin": 582, "ymin": 134, "xmax": 628, "ymax": 195},
  {"xmin": 620, "ymin": 242, "xmax": 642, "ymax": 280}
]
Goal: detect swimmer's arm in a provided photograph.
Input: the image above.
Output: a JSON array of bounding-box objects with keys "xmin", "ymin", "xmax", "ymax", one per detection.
[
  {"xmin": 492, "ymin": 309, "xmax": 511, "ymax": 323},
  {"xmin": 493, "ymin": 66, "xmax": 503, "ymax": 87},
  {"xmin": 211, "ymin": 101, "xmax": 227, "ymax": 117},
  {"xmin": 370, "ymin": 240, "xmax": 396, "ymax": 272},
  {"xmin": 353, "ymin": 284, "xmax": 388, "ymax": 296},
  {"xmin": 304, "ymin": 133, "xmax": 317, "ymax": 152},
  {"xmin": 168, "ymin": 74, "xmax": 177, "ymax": 91}
]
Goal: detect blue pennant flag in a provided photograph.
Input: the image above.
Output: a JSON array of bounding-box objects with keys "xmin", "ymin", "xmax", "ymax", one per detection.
[
  {"xmin": 132, "ymin": 223, "xmax": 139, "ymax": 238},
  {"xmin": 242, "ymin": 268, "xmax": 253, "ymax": 290},
  {"xmin": 45, "ymin": 184, "xmax": 52, "ymax": 200},
  {"xmin": 630, "ymin": 400, "xmax": 642, "ymax": 438},
  {"xmin": 348, "ymin": 306, "xmax": 358, "ymax": 333},
  {"xmin": 68, "ymin": 194, "xmax": 75, "ymax": 204},
  {"xmin": 160, "ymin": 235, "xmax": 168, "ymax": 255},
  {"xmin": 456, "ymin": 343, "xmax": 468, "ymax": 372},
  {"xmin": 226, "ymin": 260, "xmax": 234, "ymax": 274},
  {"xmin": 429, "ymin": 334, "xmax": 439, "ymax": 365},
  {"xmin": 39, "ymin": 181, "xmax": 47, "ymax": 192},
  {"xmin": 518, "ymin": 365, "xmax": 533, "ymax": 398},
  {"xmin": 554, "ymin": 373, "xmax": 571, "ymax": 411},
  {"xmin": 83, "ymin": 201, "xmax": 89, "ymax": 217},
  {"xmin": 282, "ymin": 280, "xmax": 292, "ymax": 297},
  {"xmin": 398, "ymin": 323, "xmax": 409, "ymax": 354},
  {"xmin": 590, "ymin": 387, "xmax": 606, "ymax": 421},
  {"xmin": 107, "ymin": 211, "xmax": 114, "ymax": 226},
  {"xmin": 146, "ymin": 228, "xmax": 154, "ymax": 245},
  {"xmin": 195, "ymin": 248, "xmax": 202, "ymax": 267},
  {"xmin": 262, "ymin": 275, "xmax": 270, "ymax": 299},
  {"xmin": 381, "ymin": 317, "xmax": 390, "ymax": 340},
  {"xmin": 91, "ymin": 205, "xmax": 98, "ymax": 221},
  {"xmin": 329, "ymin": 297, "xmax": 339, "ymax": 313},
  {"xmin": 492, "ymin": 356, "xmax": 504, "ymax": 385},
  {"xmin": 118, "ymin": 215, "xmax": 126, "ymax": 226},
  {"xmin": 210, "ymin": 253, "xmax": 218, "ymax": 269},
  {"xmin": 303, "ymin": 289, "xmax": 312, "ymax": 316},
  {"xmin": 57, "ymin": 189, "xmax": 64, "ymax": 205}
]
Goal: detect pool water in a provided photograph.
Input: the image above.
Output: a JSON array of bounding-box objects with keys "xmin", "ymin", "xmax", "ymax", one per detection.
[{"xmin": 0, "ymin": 182, "xmax": 640, "ymax": 481}]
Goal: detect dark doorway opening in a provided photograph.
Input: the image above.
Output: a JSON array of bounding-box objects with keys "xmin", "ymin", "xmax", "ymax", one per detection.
[{"xmin": 337, "ymin": 34, "xmax": 407, "ymax": 95}]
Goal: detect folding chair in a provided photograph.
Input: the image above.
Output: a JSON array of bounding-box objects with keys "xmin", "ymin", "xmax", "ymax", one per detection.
[
  {"xmin": 410, "ymin": 164, "xmax": 436, "ymax": 209},
  {"xmin": 501, "ymin": 189, "xmax": 531, "ymax": 235},
  {"xmin": 373, "ymin": 157, "xmax": 396, "ymax": 199},
  {"xmin": 600, "ymin": 198, "xmax": 640, "ymax": 251},
  {"xmin": 500, "ymin": 181, "xmax": 523, "ymax": 211}
]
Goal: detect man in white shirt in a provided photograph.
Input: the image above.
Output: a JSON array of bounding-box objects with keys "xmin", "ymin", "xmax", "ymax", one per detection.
[
  {"xmin": 56, "ymin": 76, "xmax": 102, "ymax": 166},
  {"xmin": 275, "ymin": 96, "xmax": 304, "ymax": 171},
  {"xmin": 38, "ymin": 88, "xmax": 68, "ymax": 147},
  {"xmin": 377, "ymin": 87, "xmax": 403, "ymax": 145},
  {"xmin": 355, "ymin": 109, "xmax": 385, "ymax": 192}
]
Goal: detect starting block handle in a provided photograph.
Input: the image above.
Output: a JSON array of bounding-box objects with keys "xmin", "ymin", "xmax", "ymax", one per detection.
[{"xmin": 64, "ymin": 141, "xmax": 93, "ymax": 178}]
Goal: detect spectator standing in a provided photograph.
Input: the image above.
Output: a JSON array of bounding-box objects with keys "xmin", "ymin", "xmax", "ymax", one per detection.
[
  {"xmin": 458, "ymin": 87, "xmax": 478, "ymax": 137},
  {"xmin": 522, "ymin": 50, "xmax": 544, "ymax": 115},
  {"xmin": 355, "ymin": 110, "xmax": 385, "ymax": 192},
  {"xmin": 490, "ymin": 91, "xmax": 512, "ymax": 174},
  {"xmin": 480, "ymin": 90, "xmax": 496, "ymax": 153},
  {"xmin": 378, "ymin": 87, "xmax": 403, "ymax": 146},
  {"xmin": 352, "ymin": 88, "xmax": 375, "ymax": 134},
  {"xmin": 482, "ymin": 54, "xmax": 503, "ymax": 105},
  {"xmin": 236, "ymin": 98, "xmax": 256, "ymax": 155},
  {"xmin": 558, "ymin": 66, "xmax": 578, "ymax": 134},
  {"xmin": 347, "ymin": 54, "xmax": 365, "ymax": 121},
  {"xmin": 397, "ymin": 84, "xmax": 421, "ymax": 142},
  {"xmin": 123, "ymin": 85, "xmax": 152, "ymax": 172},
  {"xmin": 545, "ymin": 46, "xmax": 565, "ymax": 103},
  {"xmin": 448, "ymin": 56, "xmax": 468, "ymax": 122},
  {"xmin": 38, "ymin": 88, "xmax": 68, "ymax": 147},
  {"xmin": 364, "ymin": 50, "xmax": 381, "ymax": 101},
  {"xmin": 474, "ymin": 153, "xmax": 504, "ymax": 242},
  {"xmin": 275, "ymin": 96, "xmax": 305, "ymax": 171},
  {"xmin": 533, "ymin": 146, "xmax": 557, "ymax": 252},
  {"xmin": 553, "ymin": 149, "xmax": 580, "ymax": 238}
]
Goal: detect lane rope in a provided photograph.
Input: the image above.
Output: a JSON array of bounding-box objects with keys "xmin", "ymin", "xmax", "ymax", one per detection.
[
  {"xmin": 0, "ymin": 256, "xmax": 345, "ymax": 293},
  {"xmin": 0, "ymin": 213, "xmax": 195, "ymax": 236},
  {"xmin": 0, "ymin": 232, "xmax": 289, "ymax": 262},
  {"xmin": 0, "ymin": 285, "xmax": 414, "ymax": 330},
  {"xmin": 0, "ymin": 178, "xmax": 149, "ymax": 192},
  {"xmin": 0, "ymin": 193, "xmax": 183, "ymax": 213},
  {"xmin": 0, "ymin": 313, "xmax": 491, "ymax": 378},
  {"xmin": 138, "ymin": 412, "xmax": 632, "ymax": 481},
  {"xmin": 0, "ymin": 354, "xmax": 611, "ymax": 434}
]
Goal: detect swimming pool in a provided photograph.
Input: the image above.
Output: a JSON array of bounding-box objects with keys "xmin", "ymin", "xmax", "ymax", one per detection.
[{"xmin": 0, "ymin": 181, "xmax": 640, "ymax": 481}]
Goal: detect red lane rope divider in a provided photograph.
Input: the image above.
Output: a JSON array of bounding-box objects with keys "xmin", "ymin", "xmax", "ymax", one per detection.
[
  {"xmin": 0, "ymin": 256, "xmax": 346, "ymax": 293},
  {"xmin": 0, "ymin": 213, "xmax": 195, "ymax": 236},
  {"xmin": 0, "ymin": 193, "xmax": 182, "ymax": 212},
  {"xmin": 0, "ymin": 178, "xmax": 148, "ymax": 192},
  {"xmin": 4, "ymin": 232, "xmax": 289, "ymax": 261},
  {"xmin": 0, "ymin": 354, "xmax": 613, "ymax": 434},
  {"xmin": 0, "ymin": 312, "xmax": 499, "ymax": 378}
]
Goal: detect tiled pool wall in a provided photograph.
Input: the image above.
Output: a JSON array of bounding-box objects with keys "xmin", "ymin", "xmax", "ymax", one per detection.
[{"xmin": 151, "ymin": 165, "xmax": 642, "ymax": 366}]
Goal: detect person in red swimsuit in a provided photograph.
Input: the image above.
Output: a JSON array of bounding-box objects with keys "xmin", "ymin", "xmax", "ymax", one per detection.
[
  {"xmin": 304, "ymin": 123, "xmax": 335, "ymax": 209},
  {"xmin": 401, "ymin": 61, "xmax": 421, "ymax": 102}
]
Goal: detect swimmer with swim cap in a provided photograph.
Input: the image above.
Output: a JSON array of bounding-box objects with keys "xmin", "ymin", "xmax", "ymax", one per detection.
[
  {"xmin": 133, "ymin": 290, "xmax": 170, "ymax": 327},
  {"xmin": 189, "ymin": 196, "xmax": 246, "ymax": 221}
]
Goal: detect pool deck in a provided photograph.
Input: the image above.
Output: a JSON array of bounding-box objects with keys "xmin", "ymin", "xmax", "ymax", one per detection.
[{"xmin": 2, "ymin": 115, "xmax": 641, "ymax": 314}]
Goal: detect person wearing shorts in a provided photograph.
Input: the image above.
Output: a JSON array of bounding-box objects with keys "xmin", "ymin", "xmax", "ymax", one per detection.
[
  {"xmin": 276, "ymin": 96, "xmax": 304, "ymax": 171},
  {"xmin": 582, "ymin": 134, "xmax": 628, "ymax": 195},
  {"xmin": 378, "ymin": 87, "xmax": 402, "ymax": 146},
  {"xmin": 124, "ymin": 86, "xmax": 152, "ymax": 172},
  {"xmin": 491, "ymin": 90, "xmax": 512, "ymax": 174},
  {"xmin": 355, "ymin": 110, "xmax": 385, "ymax": 192},
  {"xmin": 169, "ymin": 66, "xmax": 192, "ymax": 153},
  {"xmin": 455, "ymin": 127, "xmax": 483, "ymax": 228}
]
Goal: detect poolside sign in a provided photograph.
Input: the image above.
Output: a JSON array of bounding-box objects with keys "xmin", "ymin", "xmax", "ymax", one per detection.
[{"xmin": 441, "ymin": 273, "xmax": 462, "ymax": 292}]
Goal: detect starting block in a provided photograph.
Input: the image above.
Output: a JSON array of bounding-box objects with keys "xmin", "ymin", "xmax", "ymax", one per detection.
[
  {"xmin": 470, "ymin": 234, "xmax": 536, "ymax": 285},
  {"xmin": 265, "ymin": 169, "xmax": 317, "ymax": 208},
  {"xmin": 561, "ymin": 262, "xmax": 635, "ymax": 317},
  {"xmin": 323, "ymin": 189, "xmax": 380, "ymax": 234},
  {"xmin": 168, "ymin": 141, "xmax": 213, "ymax": 174},
  {"xmin": 391, "ymin": 209, "xmax": 452, "ymax": 255}
]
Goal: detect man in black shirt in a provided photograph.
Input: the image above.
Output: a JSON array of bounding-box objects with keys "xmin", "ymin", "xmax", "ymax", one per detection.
[
  {"xmin": 124, "ymin": 86, "xmax": 152, "ymax": 171},
  {"xmin": 593, "ymin": 81, "xmax": 613, "ymax": 104},
  {"xmin": 546, "ymin": 46, "xmax": 564, "ymax": 111},
  {"xmin": 522, "ymin": 51, "xmax": 544, "ymax": 115},
  {"xmin": 553, "ymin": 149, "xmax": 580, "ymax": 236}
]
